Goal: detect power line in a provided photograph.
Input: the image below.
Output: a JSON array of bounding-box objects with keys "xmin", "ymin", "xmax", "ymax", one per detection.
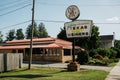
[
  {"xmin": 37, "ymin": 1, "xmax": 120, "ymax": 7},
  {"xmin": 0, "ymin": 0, "xmax": 28, "ymax": 7},
  {"xmin": 0, "ymin": 20, "xmax": 31, "ymax": 30},
  {"xmin": 1, "ymin": 20, "xmax": 120, "ymax": 31},
  {"xmin": 35, "ymin": 20, "xmax": 65, "ymax": 23},
  {"xmin": 0, "ymin": 0, "xmax": 30, "ymax": 11},
  {"xmin": 0, "ymin": 4, "xmax": 31, "ymax": 17}
]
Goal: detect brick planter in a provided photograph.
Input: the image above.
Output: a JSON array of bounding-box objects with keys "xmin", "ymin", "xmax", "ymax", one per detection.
[{"xmin": 67, "ymin": 62, "xmax": 80, "ymax": 71}]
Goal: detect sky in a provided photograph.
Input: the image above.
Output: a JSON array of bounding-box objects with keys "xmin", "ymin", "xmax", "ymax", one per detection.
[{"xmin": 0, "ymin": 0, "xmax": 120, "ymax": 40}]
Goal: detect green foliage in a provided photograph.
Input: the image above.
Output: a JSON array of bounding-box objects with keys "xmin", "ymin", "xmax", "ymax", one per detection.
[
  {"xmin": 38, "ymin": 23, "xmax": 48, "ymax": 38},
  {"xmin": 114, "ymin": 40, "xmax": 120, "ymax": 48},
  {"xmin": 77, "ymin": 50, "xmax": 89, "ymax": 64},
  {"xmin": 0, "ymin": 31, "xmax": 3, "ymax": 43},
  {"xmin": 57, "ymin": 27, "xmax": 72, "ymax": 41},
  {"xmin": 26, "ymin": 22, "xmax": 48, "ymax": 39},
  {"xmin": 89, "ymin": 49, "xmax": 97, "ymax": 57},
  {"xmin": 16, "ymin": 28, "xmax": 24, "ymax": 40},
  {"xmin": 111, "ymin": 47, "xmax": 120, "ymax": 58},
  {"xmin": 87, "ymin": 25, "xmax": 101, "ymax": 50},
  {"xmin": 88, "ymin": 48, "xmax": 120, "ymax": 66},
  {"xmin": 6, "ymin": 29, "xmax": 15, "ymax": 41},
  {"xmin": 96, "ymin": 48, "xmax": 111, "ymax": 57},
  {"xmin": 26, "ymin": 22, "xmax": 38, "ymax": 39}
]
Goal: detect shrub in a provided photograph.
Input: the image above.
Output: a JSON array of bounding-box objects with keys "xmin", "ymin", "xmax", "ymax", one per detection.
[
  {"xmin": 89, "ymin": 49, "xmax": 97, "ymax": 57},
  {"xmin": 111, "ymin": 47, "xmax": 120, "ymax": 58},
  {"xmin": 93, "ymin": 54, "xmax": 103, "ymax": 60},
  {"xmin": 109, "ymin": 48, "xmax": 117, "ymax": 59},
  {"xmin": 77, "ymin": 50, "xmax": 89, "ymax": 65},
  {"xmin": 96, "ymin": 48, "xmax": 111, "ymax": 57}
]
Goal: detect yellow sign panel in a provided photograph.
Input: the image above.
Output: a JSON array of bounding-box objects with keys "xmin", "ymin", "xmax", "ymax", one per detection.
[{"xmin": 71, "ymin": 29, "xmax": 83, "ymax": 33}]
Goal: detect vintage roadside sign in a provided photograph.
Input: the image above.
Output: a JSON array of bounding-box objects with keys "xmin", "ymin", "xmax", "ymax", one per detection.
[
  {"xmin": 66, "ymin": 5, "xmax": 80, "ymax": 20},
  {"xmin": 65, "ymin": 20, "xmax": 93, "ymax": 38}
]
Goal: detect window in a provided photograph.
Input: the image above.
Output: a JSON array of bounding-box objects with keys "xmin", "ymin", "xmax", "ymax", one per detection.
[{"xmin": 64, "ymin": 49, "xmax": 71, "ymax": 56}]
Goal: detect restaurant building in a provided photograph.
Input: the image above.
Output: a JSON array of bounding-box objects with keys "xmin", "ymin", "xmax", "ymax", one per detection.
[{"xmin": 0, "ymin": 37, "xmax": 83, "ymax": 63}]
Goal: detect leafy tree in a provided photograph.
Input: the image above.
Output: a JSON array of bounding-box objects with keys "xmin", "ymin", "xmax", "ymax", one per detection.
[
  {"xmin": 114, "ymin": 40, "xmax": 120, "ymax": 49},
  {"xmin": 0, "ymin": 31, "xmax": 3, "ymax": 43},
  {"xmin": 87, "ymin": 25, "xmax": 101, "ymax": 50},
  {"xmin": 38, "ymin": 23, "xmax": 48, "ymax": 38},
  {"xmin": 16, "ymin": 28, "xmax": 24, "ymax": 40},
  {"xmin": 6, "ymin": 29, "xmax": 15, "ymax": 41},
  {"xmin": 26, "ymin": 22, "xmax": 38, "ymax": 39}
]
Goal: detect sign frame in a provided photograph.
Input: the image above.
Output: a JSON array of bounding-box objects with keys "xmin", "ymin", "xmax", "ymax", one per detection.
[{"xmin": 65, "ymin": 20, "xmax": 93, "ymax": 38}]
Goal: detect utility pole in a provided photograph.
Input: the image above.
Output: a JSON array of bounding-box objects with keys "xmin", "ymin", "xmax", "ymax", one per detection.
[{"xmin": 28, "ymin": 0, "xmax": 35, "ymax": 70}]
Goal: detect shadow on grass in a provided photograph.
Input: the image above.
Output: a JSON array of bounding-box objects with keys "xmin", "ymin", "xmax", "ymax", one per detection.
[{"xmin": 0, "ymin": 74, "xmax": 52, "ymax": 79}]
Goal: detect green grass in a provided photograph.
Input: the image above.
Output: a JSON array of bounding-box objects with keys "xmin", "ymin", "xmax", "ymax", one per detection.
[{"xmin": 0, "ymin": 67, "xmax": 109, "ymax": 80}]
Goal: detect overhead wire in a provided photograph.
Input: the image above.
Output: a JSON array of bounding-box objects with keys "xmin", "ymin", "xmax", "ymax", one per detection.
[
  {"xmin": 0, "ymin": 20, "xmax": 31, "ymax": 30},
  {"xmin": 0, "ymin": 4, "xmax": 31, "ymax": 17},
  {"xmin": 1, "ymin": 19, "xmax": 120, "ymax": 31},
  {"xmin": 36, "ymin": 1, "xmax": 120, "ymax": 7},
  {"xmin": 0, "ymin": 0, "xmax": 31, "ymax": 11},
  {"xmin": 0, "ymin": 0, "xmax": 28, "ymax": 7}
]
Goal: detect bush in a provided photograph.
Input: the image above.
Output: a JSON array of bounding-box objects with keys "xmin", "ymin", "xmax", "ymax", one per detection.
[
  {"xmin": 89, "ymin": 49, "xmax": 97, "ymax": 57},
  {"xmin": 88, "ymin": 57, "xmax": 110, "ymax": 66},
  {"xmin": 77, "ymin": 50, "xmax": 89, "ymax": 65},
  {"xmin": 109, "ymin": 48, "xmax": 117, "ymax": 59},
  {"xmin": 111, "ymin": 47, "xmax": 120, "ymax": 58},
  {"xmin": 96, "ymin": 48, "xmax": 111, "ymax": 57},
  {"xmin": 93, "ymin": 54, "xmax": 103, "ymax": 60}
]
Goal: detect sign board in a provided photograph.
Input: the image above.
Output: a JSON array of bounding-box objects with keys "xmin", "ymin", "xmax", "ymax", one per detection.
[
  {"xmin": 65, "ymin": 20, "xmax": 92, "ymax": 38},
  {"xmin": 66, "ymin": 5, "xmax": 80, "ymax": 20}
]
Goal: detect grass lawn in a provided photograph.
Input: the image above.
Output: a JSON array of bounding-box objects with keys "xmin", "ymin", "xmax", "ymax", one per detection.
[{"xmin": 0, "ymin": 67, "xmax": 109, "ymax": 80}]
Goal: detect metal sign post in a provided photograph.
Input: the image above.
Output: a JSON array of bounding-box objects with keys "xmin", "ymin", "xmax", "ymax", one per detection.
[
  {"xmin": 65, "ymin": 5, "xmax": 92, "ymax": 71},
  {"xmin": 65, "ymin": 5, "xmax": 80, "ymax": 62}
]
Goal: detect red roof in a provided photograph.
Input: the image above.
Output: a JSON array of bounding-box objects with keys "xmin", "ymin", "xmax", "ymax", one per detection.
[
  {"xmin": 6, "ymin": 37, "xmax": 55, "ymax": 43},
  {"xmin": 0, "ymin": 37, "xmax": 83, "ymax": 50},
  {"xmin": 0, "ymin": 45, "xmax": 28, "ymax": 50}
]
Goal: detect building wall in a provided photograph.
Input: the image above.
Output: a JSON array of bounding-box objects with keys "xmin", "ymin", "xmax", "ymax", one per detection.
[
  {"xmin": 100, "ymin": 40, "xmax": 113, "ymax": 48},
  {"xmin": 0, "ymin": 50, "xmax": 12, "ymax": 53},
  {"xmin": 0, "ymin": 48, "xmax": 74, "ymax": 63}
]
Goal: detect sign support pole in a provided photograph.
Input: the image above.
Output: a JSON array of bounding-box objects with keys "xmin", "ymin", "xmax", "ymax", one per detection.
[{"xmin": 72, "ymin": 38, "xmax": 75, "ymax": 62}]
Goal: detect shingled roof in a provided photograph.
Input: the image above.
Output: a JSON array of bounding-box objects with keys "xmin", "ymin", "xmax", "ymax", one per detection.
[{"xmin": 0, "ymin": 37, "xmax": 83, "ymax": 50}]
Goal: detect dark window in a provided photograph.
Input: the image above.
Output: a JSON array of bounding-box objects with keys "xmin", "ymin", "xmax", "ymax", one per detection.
[
  {"xmin": 64, "ymin": 49, "xmax": 71, "ymax": 56},
  {"xmin": 33, "ymin": 48, "xmax": 43, "ymax": 54},
  {"xmin": 18, "ymin": 50, "xmax": 23, "ymax": 53}
]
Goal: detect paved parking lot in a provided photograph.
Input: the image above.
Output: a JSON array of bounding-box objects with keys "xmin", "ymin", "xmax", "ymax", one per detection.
[{"xmin": 23, "ymin": 61, "xmax": 112, "ymax": 72}]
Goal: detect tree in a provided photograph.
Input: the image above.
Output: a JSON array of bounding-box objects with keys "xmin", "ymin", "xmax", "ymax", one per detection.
[
  {"xmin": 6, "ymin": 29, "xmax": 15, "ymax": 41},
  {"xmin": 0, "ymin": 31, "xmax": 3, "ymax": 43},
  {"xmin": 86, "ymin": 25, "xmax": 101, "ymax": 50},
  {"xmin": 16, "ymin": 28, "xmax": 24, "ymax": 40},
  {"xmin": 57, "ymin": 27, "xmax": 72, "ymax": 41},
  {"xmin": 114, "ymin": 40, "xmax": 120, "ymax": 48},
  {"xmin": 38, "ymin": 23, "xmax": 48, "ymax": 38},
  {"xmin": 26, "ymin": 22, "xmax": 38, "ymax": 39}
]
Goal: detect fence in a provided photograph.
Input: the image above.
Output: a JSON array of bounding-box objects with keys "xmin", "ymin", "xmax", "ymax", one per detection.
[{"xmin": 0, "ymin": 53, "xmax": 23, "ymax": 72}]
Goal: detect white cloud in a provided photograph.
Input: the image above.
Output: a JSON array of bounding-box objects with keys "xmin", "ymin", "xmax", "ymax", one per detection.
[{"xmin": 106, "ymin": 16, "xmax": 120, "ymax": 21}]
